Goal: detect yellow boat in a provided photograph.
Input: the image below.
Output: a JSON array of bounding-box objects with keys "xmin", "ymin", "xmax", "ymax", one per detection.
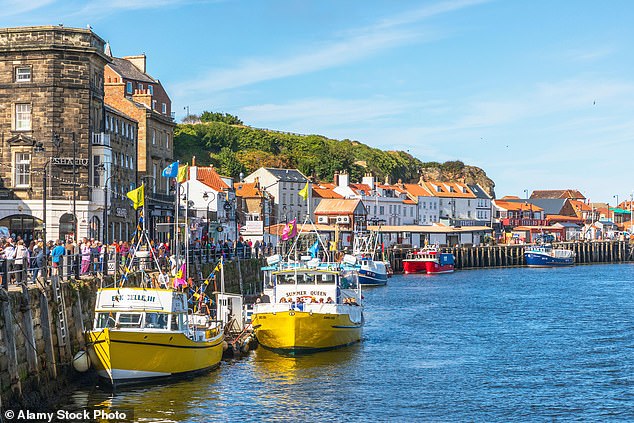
[
  {"xmin": 87, "ymin": 287, "xmax": 224, "ymax": 386},
  {"xmin": 253, "ymin": 259, "xmax": 363, "ymax": 352}
]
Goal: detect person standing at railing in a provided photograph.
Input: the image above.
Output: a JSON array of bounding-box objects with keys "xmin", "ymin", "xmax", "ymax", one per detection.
[
  {"xmin": 51, "ymin": 240, "xmax": 66, "ymax": 276},
  {"xmin": 14, "ymin": 240, "xmax": 28, "ymax": 285},
  {"xmin": 4, "ymin": 239, "xmax": 16, "ymax": 284},
  {"xmin": 32, "ymin": 241, "xmax": 44, "ymax": 284},
  {"xmin": 80, "ymin": 238, "xmax": 91, "ymax": 275}
]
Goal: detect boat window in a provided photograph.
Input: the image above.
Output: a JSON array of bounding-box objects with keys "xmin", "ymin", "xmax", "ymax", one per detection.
[
  {"xmin": 170, "ymin": 314, "xmax": 182, "ymax": 331},
  {"xmin": 144, "ymin": 312, "xmax": 169, "ymax": 329},
  {"xmin": 95, "ymin": 312, "xmax": 116, "ymax": 329},
  {"xmin": 117, "ymin": 313, "xmax": 143, "ymax": 328},
  {"xmin": 276, "ymin": 274, "xmax": 297, "ymax": 284},
  {"xmin": 317, "ymin": 274, "xmax": 335, "ymax": 284},
  {"xmin": 340, "ymin": 271, "xmax": 358, "ymax": 289}
]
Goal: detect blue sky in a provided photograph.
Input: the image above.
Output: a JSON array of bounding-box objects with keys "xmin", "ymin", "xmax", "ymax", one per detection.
[{"xmin": 3, "ymin": 0, "xmax": 634, "ymax": 204}]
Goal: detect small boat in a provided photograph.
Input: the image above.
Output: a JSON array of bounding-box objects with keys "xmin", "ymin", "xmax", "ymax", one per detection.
[
  {"xmin": 254, "ymin": 254, "xmax": 363, "ymax": 353},
  {"xmin": 353, "ymin": 231, "xmax": 388, "ymax": 286},
  {"xmin": 403, "ymin": 246, "xmax": 455, "ymax": 274},
  {"xmin": 524, "ymin": 244, "xmax": 575, "ymax": 267},
  {"xmin": 87, "ymin": 287, "xmax": 224, "ymax": 387}
]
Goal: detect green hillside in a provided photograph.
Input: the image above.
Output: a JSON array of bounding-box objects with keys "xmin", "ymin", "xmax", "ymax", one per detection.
[{"xmin": 174, "ymin": 113, "xmax": 495, "ymax": 194}]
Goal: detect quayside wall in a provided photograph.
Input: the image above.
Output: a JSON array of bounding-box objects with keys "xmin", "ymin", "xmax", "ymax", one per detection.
[
  {"xmin": 389, "ymin": 240, "xmax": 633, "ymax": 272},
  {"xmin": 0, "ymin": 258, "xmax": 262, "ymax": 411}
]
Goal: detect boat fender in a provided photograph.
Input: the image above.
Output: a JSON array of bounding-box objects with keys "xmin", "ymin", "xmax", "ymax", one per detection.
[
  {"xmin": 72, "ymin": 350, "xmax": 91, "ymax": 373},
  {"xmin": 222, "ymin": 341, "xmax": 229, "ymax": 351}
]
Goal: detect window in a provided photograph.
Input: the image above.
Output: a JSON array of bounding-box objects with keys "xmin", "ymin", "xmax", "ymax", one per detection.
[
  {"xmin": 148, "ymin": 85, "xmax": 154, "ymax": 95},
  {"xmin": 15, "ymin": 67, "xmax": 31, "ymax": 82},
  {"xmin": 162, "ymin": 103, "xmax": 167, "ymax": 114},
  {"xmin": 93, "ymin": 155, "xmax": 102, "ymax": 186},
  {"xmin": 152, "ymin": 100, "xmax": 157, "ymax": 110},
  {"xmin": 152, "ymin": 129, "xmax": 156, "ymax": 145},
  {"xmin": 15, "ymin": 103, "xmax": 31, "ymax": 130},
  {"xmin": 14, "ymin": 153, "xmax": 31, "ymax": 187},
  {"xmin": 138, "ymin": 83, "xmax": 143, "ymax": 91},
  {"xmin": 126, "ymin": 81, "xmax": 133, "ymax": 94},
  {"xmin": 166, "ymin": 134, "xmax": 170, "ymax": 149}
]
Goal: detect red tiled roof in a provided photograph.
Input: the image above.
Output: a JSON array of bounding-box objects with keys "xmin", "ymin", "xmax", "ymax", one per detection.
[
  {"xmin": 234, "ymin": 182, "xmax": 261, "ymax": 198},
  {"xmin": 312, "ymin": 186, "xmax": 343, "ymax": 199},
  {"xmin": 314, "ymin": 198, "xmax": 361, "ymax": 215},
  {"xmin": 196, "ymin": 167, "xmax": 229, "ymax": 191},
  {"xmin": 421, "ymin": 181, "xmax": 476, "ymax": 198},
  {"xmin": 530, "ymin": 189, "xmax": 586, "ymax": 200},
  {"xmin": 404, "ymin": 183, "xmax": 433, "ymax": 197},
  {"xmin": 349, "ymin": 183, "xmax": 372, "ymax": 196},
  {"xmin": 494, "ymin": 200, "xmax": 543, "ymax": 212}
]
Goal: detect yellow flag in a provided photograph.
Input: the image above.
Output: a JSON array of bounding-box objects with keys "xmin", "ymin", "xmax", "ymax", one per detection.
[
  {"xmin": 298, "ymin": 181, "xmax": 309, "ymax": 201},
  {"xmin": 177, "ymin": 165, "xmax": 189, "ymax": 183},
  {"xmin": 126, "ymin": 184, "xmax": 144, "ymax": 210}
]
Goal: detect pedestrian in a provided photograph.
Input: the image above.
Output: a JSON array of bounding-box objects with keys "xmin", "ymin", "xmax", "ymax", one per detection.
[
  {"xmin": 80, "ymin": 237, "xmax": 91, "ymax": 275},
  {"xmin": 14, "ymin": 240, "xmax": 28, "ymax": 284},
  {"xmin": 51, "ymin": 240, "xmax": 66, "ymax": 277},
  {"xmin": 32, "ymin": 241, "xmax": 44, "ymax": 284}
]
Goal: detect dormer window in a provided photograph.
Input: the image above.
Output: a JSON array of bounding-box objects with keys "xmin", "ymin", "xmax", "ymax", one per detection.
[
  {"xmin": 126, "ymin": 81, "xmax": 133, "ymax": 94},
  {"xmin": 148, "ymin": 85, "xmax": 154, "ymax": 95},
  {"xmin": 138, "ymin": 83, "xmax": 143, "ymax": 91}
]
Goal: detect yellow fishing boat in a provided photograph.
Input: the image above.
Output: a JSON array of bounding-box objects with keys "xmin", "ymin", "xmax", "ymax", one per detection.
[
  {"xmin": 253, "ymin": 257, "xmax": 363, "ymax": 352},
  {"xmin": 87, "ymin": 287, "xmax": 224, "ymax": 386}
]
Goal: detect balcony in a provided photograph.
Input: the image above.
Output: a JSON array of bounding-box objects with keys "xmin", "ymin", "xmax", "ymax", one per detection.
[{"xmin": 92, "ymin": 132, "xmax": 111, "ymax": 147}]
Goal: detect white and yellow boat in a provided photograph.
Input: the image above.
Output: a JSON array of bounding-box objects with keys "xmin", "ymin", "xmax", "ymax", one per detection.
[
  {"xmin": 253, "ymin": 258, "xmax": 363, "ymax": 352},
  {"xmin": 87, "ymin": 287, "xmax": 224, "ymax": 387}
]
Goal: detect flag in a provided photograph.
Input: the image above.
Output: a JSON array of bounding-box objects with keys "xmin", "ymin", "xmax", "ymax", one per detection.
[
  {"xmin": 162, "ymin": 161, "xmax": 178, "ymax": 178},
  {"xmin": 173, "ymin": 263, "xmax": 187, "ymax": 288},
  {"xmin": 214, "ymin": 262, "xmax": 223, "ymax": 272},
  {"xmin": 298, "ymin": 182, "xmax": 309, "ymax": 201},
  {"xmin": 281, "ymin": 219, "xmax": 297, "ymax": 241},
  {"xmin": 126, "ymin": 184, "xmax": 144, "ymax": 210},
  {"xmin": 329, "ymin": 241, "xmax": 338, "ymax": 251},
  {"xmin": 177, "ymin": 165, "xmax": 189, "ymax": 183},
  {"xmin": 309, "ymin": 239, "xmax": 319, "ymax": 258}
]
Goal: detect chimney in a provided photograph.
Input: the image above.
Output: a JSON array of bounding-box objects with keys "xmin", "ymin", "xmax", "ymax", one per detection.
[
  {"xmin": 385, "ymin": 175, "xmax": 390, "ymax": 185},
  {"xmin": 334, "ymin": 171, "xmax": 339, "ymax": 186},
  {"xmin": 338, "ymin": 171, "xmax": 349, "ymax": 188},
  {"xmin": 124, "ymin": 54, "xmax": 147, "ymax": 74},
  {"xmin": 192, "ymin": 156, "xmax": 196, "ymax": 166},
  {"xmin": 190, "ymin": 165, "xmax": 197, "ymax": 181},
  {"xmin": 362, "ymin": 173, "xmax": 375, "ymax": 190}
]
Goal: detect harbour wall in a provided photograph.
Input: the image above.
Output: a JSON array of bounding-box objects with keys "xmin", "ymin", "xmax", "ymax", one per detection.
[
  {"xmin": 389, "ymin": 240, "xmax": 633, "ymax": 272},
  {"xmin": 0, "ymin": 258, "xmax": 262, "ymax": 410}
]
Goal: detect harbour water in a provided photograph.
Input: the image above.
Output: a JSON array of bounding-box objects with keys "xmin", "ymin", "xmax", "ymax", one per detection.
[{"xmin": 65, "ymin": 264, "xmax": 634, "ymax": 421}]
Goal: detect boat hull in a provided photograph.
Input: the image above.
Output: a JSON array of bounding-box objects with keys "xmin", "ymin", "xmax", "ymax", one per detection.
[
  {"xmin": 524, "ymin": 253, "xmax": 575, "ymax": 267},
  {"xmin": 358, "ymin": 267, "xmax": 387, "ymax": 286},
  {"xmin": 252, "ymin": 310, "xmax": 362, "ymax": 352},
  {"xmin": 87, "ymin": 328, "xmax": 224, "ymax": 387},
  {"xmin": 403, "ymin": 260, "xmax": 454, "ymax": 274}
]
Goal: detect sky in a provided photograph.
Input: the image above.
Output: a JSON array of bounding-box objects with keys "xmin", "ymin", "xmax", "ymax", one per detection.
[{"xmin": 2, "ymin": 0, "xmax": 634, "ymax": 204}]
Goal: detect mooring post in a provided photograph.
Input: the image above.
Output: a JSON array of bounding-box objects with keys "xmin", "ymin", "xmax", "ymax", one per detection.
[
  {"xmin": 0, "ymin": 288, "xmax": 22, "ymax": 397},
  {"xmin": 19, "ymin": 284, "xmax": 39, "ymax": 381},
  {"xmin": 39, "ymin": 287, "xmax": 57, "ymax": 379}
]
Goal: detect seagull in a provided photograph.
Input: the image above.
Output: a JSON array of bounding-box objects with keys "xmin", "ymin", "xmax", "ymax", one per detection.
[{"xmin": 593, "ymin": 100, "xmax": 596, "ymax": 105}]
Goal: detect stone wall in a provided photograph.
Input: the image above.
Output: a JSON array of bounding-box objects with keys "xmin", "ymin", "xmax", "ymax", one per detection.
[{"xmin": 0, "ymin": 258, "xmax": 262, "ymax": 410}]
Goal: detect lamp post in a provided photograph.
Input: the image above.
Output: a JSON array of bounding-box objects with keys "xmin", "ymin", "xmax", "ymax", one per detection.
[
  {"xmin": 523, "ymin": 189, "xmax": 529, "ymax": 200},
  {"xmin": 34, "ymin": 142, "xmax": 50, "ymax": 277},
  {"xmin": 202, "ymin": 191, "xmax": 216, "ymax": 240},
  {"xmin": 613, "ymin": 194, "xmax": 619, "ymax": 223},
  {"xmin": 96, "ymin": 163, "xmax": 114, "ymax": 243}
]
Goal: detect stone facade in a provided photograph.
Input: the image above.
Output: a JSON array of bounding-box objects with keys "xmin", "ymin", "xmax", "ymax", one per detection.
[
  {"xmin": 0, "ymin": 26, "xmax": 112, "ymax": 242},
  {"xmin": 104, "ymin": 53, "xmax": 175, "ymax": 240}
]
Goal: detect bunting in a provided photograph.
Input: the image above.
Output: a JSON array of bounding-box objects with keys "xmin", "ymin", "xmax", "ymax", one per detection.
[
  {"xmin": 281, "ymin": 219, "xmax": 298, "ymax": 241},
  {"xmin": 126, "ymin": 184, "xmax": 144, "ymax": 210}
]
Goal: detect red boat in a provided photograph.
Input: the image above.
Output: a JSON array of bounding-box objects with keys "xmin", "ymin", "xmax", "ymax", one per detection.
[{"xmin": 403, "ymin": 247, "xmax": 455, "ymax": 274}]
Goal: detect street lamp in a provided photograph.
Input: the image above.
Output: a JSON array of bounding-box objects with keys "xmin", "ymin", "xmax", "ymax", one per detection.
[
  {"xmin": 34, "ymin": 142, "xmax": 50, "ymax": 277},
  {"xmin": 97, "ymin": 163, "xmax": 114, "ymax": 244},
  {"xmin": 523, "ymin": 189, "xmax": 529, "ymax": 200},
  {"xmin": 202, "ymin": 191, "xmax": 216, "ymax": 239}
]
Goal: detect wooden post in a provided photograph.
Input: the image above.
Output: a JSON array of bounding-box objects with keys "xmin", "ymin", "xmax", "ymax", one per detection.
[
  {"xmin": 39, "ymin": 288, "xmax": 57, "ymax": 379},
  {"xmin": 0, "ymin": 288, "xmax": 22, "ymax": 397},
  {"xmin": 19, "ymin": 284, "xmax": 39, "ymax": 380},
  {"xmin": 72, "ymin": 287, "xmax": 86, "ymax": 350}
]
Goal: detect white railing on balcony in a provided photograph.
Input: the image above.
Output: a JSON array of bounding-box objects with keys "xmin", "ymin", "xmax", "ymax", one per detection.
[{"xmin": 92, "ymin": 132, "xmax": 111, "ymax": 147}]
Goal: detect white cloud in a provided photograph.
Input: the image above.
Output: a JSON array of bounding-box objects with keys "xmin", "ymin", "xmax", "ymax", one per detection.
[
  {"xmin": 0, "ymin": 0, "xmax": 54, "ymax": 18},
  {"xmin": 173, "ymin": 0, "xmax": 488, "ymax": 98},
  {"xmin": 71, "ymin": 0, "xmax": 216, "ymax": 19}
]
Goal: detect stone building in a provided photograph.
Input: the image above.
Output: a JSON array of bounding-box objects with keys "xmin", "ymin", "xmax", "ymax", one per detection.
[
  {"xmin": 103, "ymin": 47, "xmax": 175, "ymax": 240},
  {"xmin": 91, "ymin": 105, "xmax": 138, "ymax": 242},
  {"xmin": 0, "ymin": 26, "xmax": 111, "ymax": 242}
]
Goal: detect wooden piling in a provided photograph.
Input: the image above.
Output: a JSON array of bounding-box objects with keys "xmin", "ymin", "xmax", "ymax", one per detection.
[
  {"xmin": 19, "ymin": 284, "xmax": 39, "ymax": 381},
  {"xmin": 39, "ymin": 288, "xmax": 57, "ymax": 380},
  {"xmin": 1, "ymin": 289, "xmax": 22, "ymax": 397}
]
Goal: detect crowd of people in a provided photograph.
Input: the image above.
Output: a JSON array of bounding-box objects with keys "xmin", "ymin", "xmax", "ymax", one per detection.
[{"xmin": 0, "ymin": 234, "xmax": 274, "ymax": 287}]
